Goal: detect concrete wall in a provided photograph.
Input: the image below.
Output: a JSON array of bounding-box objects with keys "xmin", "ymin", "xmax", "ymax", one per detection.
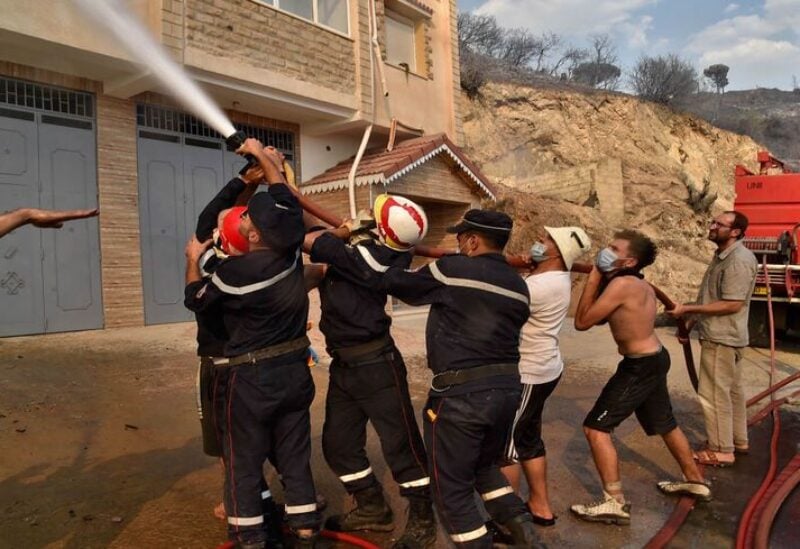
[
  {"xmin": 300, "ymin": 133, "xmax": 364, "ymax": 181},
  {"xmin": 184, "ymin": 0, "xmax": 356, "ymax": 96},
  {"xmin": 0, "ymin": 0, "xmax": 463, "ymax": 148},
  {"xmin": 516, "ymin": 158, "xmax": 625, "ymax": 225}
]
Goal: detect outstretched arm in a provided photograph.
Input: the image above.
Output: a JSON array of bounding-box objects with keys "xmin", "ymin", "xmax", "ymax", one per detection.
[{"xmin": 0, "ymin": 207, "xmax": 98, "ymax": 238}]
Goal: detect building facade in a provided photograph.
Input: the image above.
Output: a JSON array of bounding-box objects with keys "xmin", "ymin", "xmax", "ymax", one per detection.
[{"xmin": 0, "ymin": 0, "xmax": 465, "ymax": 335}]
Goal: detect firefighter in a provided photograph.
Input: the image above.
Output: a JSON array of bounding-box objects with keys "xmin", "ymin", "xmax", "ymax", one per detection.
[
  {"xmin": 190, "ymin": 163, "xmax": 289, "ymax": 543},
  {"xmin": 380, "ymin": 209, "xmax": 538, "ymax": 548},
  {"xmin": 185, "ymin": 139, "xmax": 320, "ymax": 548},
  {"xmin": 303, "ymin": 194, "xmax": 435, "ymax": 548}
]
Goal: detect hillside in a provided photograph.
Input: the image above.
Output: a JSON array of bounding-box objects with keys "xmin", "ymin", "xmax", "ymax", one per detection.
[
  {"xmin": 680, "ymin": 88, "xmax": 800, "ymax": 169},
  {"xmin": 461, "ymin": 82, "xmax": 762, "ymax": 304}
]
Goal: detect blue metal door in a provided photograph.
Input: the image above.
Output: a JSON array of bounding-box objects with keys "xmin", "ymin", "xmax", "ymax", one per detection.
[
  {"xmin": 0, "ymin": 108, "xmax": 45, "ymax": 335},
  {"xmin": 0, "ymin": 77, "xmax": 102, "ymax": 337},
  {"xmin": 38, "ymin": 115, "xmax": 102, "ymax": 332}
]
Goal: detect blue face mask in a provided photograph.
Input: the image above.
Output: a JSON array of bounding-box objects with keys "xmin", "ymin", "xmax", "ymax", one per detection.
[
  {"xmin": 530, "ymin": 241, "xmax": 549, "ymax": 263},
  {"xmin": 595, "ymin": 247, "xmax": 619, "ymax": 273}
]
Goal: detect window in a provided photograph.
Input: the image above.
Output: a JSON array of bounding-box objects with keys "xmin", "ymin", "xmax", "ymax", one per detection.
[
  {"xmin": 385, "ymin": 11, "xmax": 416, "ymax": 72},
  {"xmin": 253, "ymin": 0, "xmax": 349, "ymax": 35},
  {"xmin": 317, "ymin": 0, "xmax": 349, "ymax": 33},
  {"xmin": 281, "ymin": 0, "xmax": 313, "ymax": 20}
]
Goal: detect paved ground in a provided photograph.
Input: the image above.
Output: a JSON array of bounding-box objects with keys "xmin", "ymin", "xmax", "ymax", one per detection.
[{"xmin": 1, "ymin": 307, "xmax": 798, "ymax": 548}]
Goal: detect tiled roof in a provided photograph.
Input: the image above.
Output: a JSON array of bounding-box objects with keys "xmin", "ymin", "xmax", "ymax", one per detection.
[{"xmin": 300, "ymin": 133, "xmax": 496, "ymax": 199}]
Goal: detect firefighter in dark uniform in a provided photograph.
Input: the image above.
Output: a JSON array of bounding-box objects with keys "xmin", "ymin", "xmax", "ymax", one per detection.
[
  {"xmin": 191, "ymin": 163, "xmax": 286, "ymax": 543},
  {"xmin": 381, "ymin": 209, "xmax": 539, "ymax": 548},
  {"xmin": 303, "ymin": 195, "xmax": 435, "ymax": 548},
  {"xmin": 185, "ymin": 140, "xmax": 320, "ymax": 548}
]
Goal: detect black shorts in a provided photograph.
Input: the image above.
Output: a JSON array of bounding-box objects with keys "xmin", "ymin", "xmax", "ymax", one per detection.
[
  {"xmin": 504, "ymin": 374, "xmax": 561, "ymax": 462},
  {"xmin": 197, "ymin": 357, "xmax": 223, "ymax": 457},
  {"xmin": 583, "ymin": 347, "xmax": 677, "ymax": 436}
]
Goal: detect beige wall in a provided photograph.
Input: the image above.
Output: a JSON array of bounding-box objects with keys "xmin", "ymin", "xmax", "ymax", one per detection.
[
  {"xmin": 0, "ymin": 0, "xmax": 462, "ymax": 142},
  {"xmin": 183, "ymin": 0, "xmax": 357, "ymax": 96},
  {"xmin": 374, "ymin": 0, "xmax": 461, "ymax": 140}
]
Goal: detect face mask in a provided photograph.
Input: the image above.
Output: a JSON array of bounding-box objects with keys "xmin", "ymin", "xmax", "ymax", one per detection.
[
  {"xmin": 530, "ymin": 242, "xmax": 548, "ymax": 263},
  {"xmin": 595, "ymin": 247, "xmax": 619, "ymax": 273}
]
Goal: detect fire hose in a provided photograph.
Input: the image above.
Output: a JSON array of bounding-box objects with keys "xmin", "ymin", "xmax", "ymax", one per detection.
[{"xmin": 646, "ymin": 257, "xmax": 800, "ymax": 549}]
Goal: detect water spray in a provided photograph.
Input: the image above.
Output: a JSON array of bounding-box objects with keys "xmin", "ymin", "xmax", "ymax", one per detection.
[{"xmin": 73, "ymin": 0, "xmax": 238, "ymax": 139}]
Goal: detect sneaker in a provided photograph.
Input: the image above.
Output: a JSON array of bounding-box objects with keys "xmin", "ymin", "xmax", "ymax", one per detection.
[
  {"xmin": 570, "ymin": 491, "xmax": 631, "ymax": 525},
  {"xmin": 657, "ymin": 480, "xmax": 712, "ymax": 502}
]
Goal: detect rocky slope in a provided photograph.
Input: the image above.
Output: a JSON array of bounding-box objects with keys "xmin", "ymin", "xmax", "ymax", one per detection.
[
  {"xmin": 681, "ymin": 88, "xmax": 800, "ymax": 170},
  {"xmin": 461, "ymin": 82, "xmax": 763, "ymax": 304}
]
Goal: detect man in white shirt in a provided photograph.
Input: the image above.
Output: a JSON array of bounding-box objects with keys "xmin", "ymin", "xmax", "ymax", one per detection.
[{"xmin": 502, "ymin": 226, "xmax": 591, "ymax": 526}]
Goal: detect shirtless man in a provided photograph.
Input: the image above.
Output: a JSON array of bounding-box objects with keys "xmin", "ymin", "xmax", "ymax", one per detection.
[{"xmin": 570, "ymin": 230, "xmax": 710, "ymax": 524}]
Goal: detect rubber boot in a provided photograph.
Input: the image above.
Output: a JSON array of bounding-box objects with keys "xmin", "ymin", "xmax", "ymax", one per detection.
[
  {"xmin": 496, "ymin": 513, "xmax": 541, "ymax": 548},
  {"xmin": 325, "ymin": 484, "xmax": 394, "ymax": 532},
  {"xmin": 392, "ymin": 496, "xmax": 437, "ymax": 549}
]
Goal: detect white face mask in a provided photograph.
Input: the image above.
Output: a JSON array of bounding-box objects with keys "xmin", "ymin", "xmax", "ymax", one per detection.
[
  {"xmin": 595, "ymin": 247, "xmax": 619, "ymax": 273},
  {"xmin": 530, "ymin": 241, "xmax": 548, "ymax": 263}
]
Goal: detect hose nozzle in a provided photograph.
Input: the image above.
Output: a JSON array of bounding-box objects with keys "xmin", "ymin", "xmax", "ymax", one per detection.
[{"xmin": 225, "ymin": 130, "xmax": 257, "ymax": 176}]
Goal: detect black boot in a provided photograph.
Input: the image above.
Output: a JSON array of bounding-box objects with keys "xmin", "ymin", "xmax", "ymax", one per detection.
[
  {"xmin": 263, "ymin": 498, "xmax": 285, "ymax": 548},
  {"xmin": 494, "ymin": 513, "xmax": 541, "ymax": 549},
  {"xmin": 391, "ymin": 496, "xmax": 437, "ymax": 549},
  {"xmin": 325, "ymin": 484, "xmax": 394, "ymax": 532}
]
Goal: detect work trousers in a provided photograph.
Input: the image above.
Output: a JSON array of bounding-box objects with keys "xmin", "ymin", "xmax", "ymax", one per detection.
[
  {"xmin": 424, "ymin": 387, "xmax": 528, "ymax": 548},
  {"xmin": 699, "ymin": 340, "xmax": 748, "ymax": 454},
  {"xmin": 217, "ymin": 358, "xmax": 320, "ymax": 544},
  {"xmin": 322, "ymin": 346, "xmax": 430, "ymax": 498},
  {"xmin": 197, "ymin": 357, "xmax": 223, "ymax": 457}
]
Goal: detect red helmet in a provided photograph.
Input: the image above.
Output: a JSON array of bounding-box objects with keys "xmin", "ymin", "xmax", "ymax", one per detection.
[{"xmin": 219, "ymin": 206, "xmax": 249, "ymax": 255}]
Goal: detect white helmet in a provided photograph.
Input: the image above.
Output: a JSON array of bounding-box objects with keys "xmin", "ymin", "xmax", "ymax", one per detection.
[{"xmin": 373, "ymin": 194, "xmax": 429, "ymax": 250}]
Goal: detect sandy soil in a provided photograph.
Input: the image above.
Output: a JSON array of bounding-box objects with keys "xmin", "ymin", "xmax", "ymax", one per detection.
[{"xmin": 1, "ymin": 309, "xmax": 798, "ymax": 548}]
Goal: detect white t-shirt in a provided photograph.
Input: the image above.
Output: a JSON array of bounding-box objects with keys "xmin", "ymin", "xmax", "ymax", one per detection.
[{"xmin": 518, "ymin": 271, "xmax": 572, "ymax": 385}]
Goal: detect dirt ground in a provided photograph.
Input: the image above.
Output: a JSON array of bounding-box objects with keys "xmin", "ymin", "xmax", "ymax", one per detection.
[{"xmin": 1, "ymin": 306, "xmax": 798, "ymax": 549}]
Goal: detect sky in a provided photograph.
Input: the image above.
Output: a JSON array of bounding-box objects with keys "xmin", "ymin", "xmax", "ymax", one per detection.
[{"xmin": 457, "ymin": 0, "xmax": 800, "ymax": 90}]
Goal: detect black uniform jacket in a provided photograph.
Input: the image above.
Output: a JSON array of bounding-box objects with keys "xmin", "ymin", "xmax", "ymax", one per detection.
[
  {"xmin": 381, "ymin": 253, "xmax": 530, "ymax": 395},
  {"xmin": 185, "ymin": 186, "xmax": 309, "ymax": 363},
  {"xmin": 192, "ymin": 176, "xmax": 245, "ymax": 357},
  {"xmin": 310, "ymin": 234, "xmax": 411, "ymax": 351}
]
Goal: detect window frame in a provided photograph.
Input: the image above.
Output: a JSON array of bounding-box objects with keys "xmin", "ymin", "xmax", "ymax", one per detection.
[
  {"xmin": 250, "ymin": 0, "xmax": 351, "ymax": 38},
  {"xmin": 384, "ymin": 7, "xmax": 421, "ymax": 76}
]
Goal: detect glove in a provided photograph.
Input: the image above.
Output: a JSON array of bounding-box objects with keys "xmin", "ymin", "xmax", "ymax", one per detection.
[{"xmin": 341, "ymin": 209, "xmax": 376, "ymax": 234}]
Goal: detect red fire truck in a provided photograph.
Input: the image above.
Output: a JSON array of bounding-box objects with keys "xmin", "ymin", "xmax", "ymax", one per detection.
[{"xmin": 734, "ymin": 151, "xmax": 800, "ymax": 346}]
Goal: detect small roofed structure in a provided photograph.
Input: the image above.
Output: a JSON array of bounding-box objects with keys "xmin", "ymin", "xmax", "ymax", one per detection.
[{"xmin": 301, "ymin": 133, "xmax": 497, "ymax": 255}]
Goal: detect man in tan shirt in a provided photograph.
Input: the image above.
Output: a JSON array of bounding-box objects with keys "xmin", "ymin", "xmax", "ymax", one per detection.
[{"xmin": 668, "ymin": 211, "xmax": 757, "ymax": 467}]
